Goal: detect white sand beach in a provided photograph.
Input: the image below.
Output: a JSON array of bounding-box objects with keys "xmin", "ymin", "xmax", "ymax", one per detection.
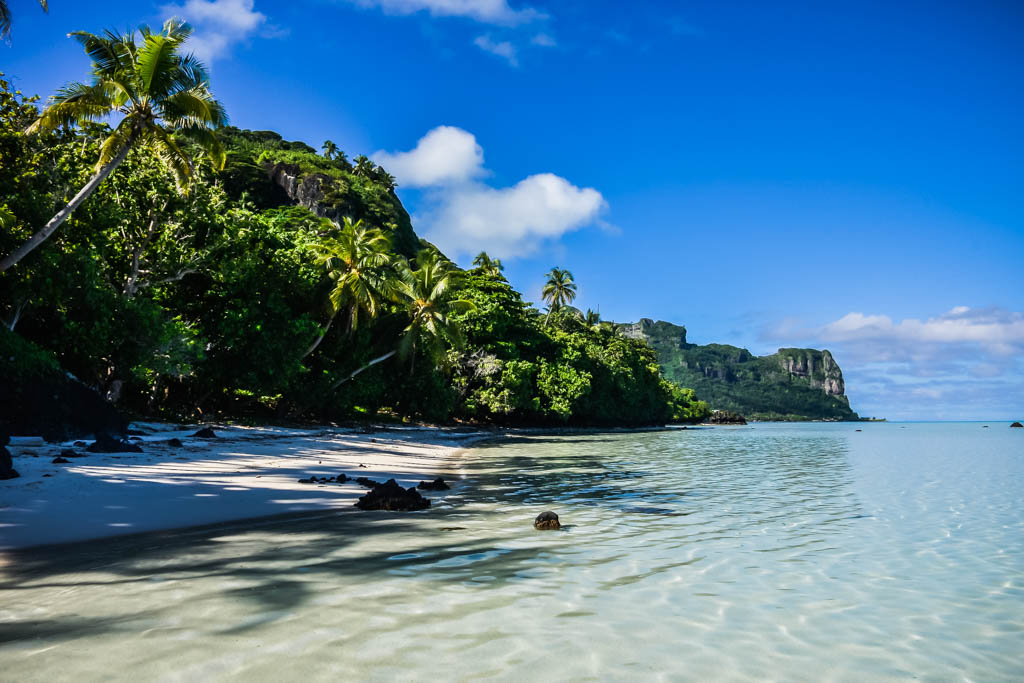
[{"xmin": 0, "ymin": 424, "xmax": 486, "ymax": 551}]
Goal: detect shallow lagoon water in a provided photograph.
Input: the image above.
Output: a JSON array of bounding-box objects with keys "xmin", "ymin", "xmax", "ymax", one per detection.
[{"xmin": 1, "ymin": 423, "xmax": 1022, "ymax": 681}]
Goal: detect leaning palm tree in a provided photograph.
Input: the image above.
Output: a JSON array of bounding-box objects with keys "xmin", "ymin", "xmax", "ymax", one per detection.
[
  {"xmin": 472, "ymin": 251, "xmax": 504, "ymax": 277},
  {"xmin": 322, "ymin": 139, "xmax": 338, "ymax": 160},
  {"xmin": 332, "ymin": 248, "xmax": 474, "ymax": 388},
  {"xmin": 0, "ymin": 19, "xmax": 227, "ymax": 272},
  {"xmin": 304, "ymin": 217, "xmax": 393, "ymax": 358},
  {"xmin": 541, "ymin": 267, "xmax": 577, "ymax": 322},
  {"xmin": 0, "ymin": 0, "xmax": 48, "ymax": 40}
]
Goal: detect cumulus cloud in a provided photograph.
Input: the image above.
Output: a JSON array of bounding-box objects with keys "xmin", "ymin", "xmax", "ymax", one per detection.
[
  {"xmin": 820, "ymin": 307, "xmax": 1024, "ymax": 355},
  {"xmin": 345, "ymin": 0, "xmax": 542, "ymax": 26},
  {"xmin": 372, "ymin": 126, "xmax": 608, "ymax": 259},
  {"xmin": 428, "ymin": 173, "xmax": 605, "ymax": 257},
  {"xmin": 473, "ymin": 34, "xmax": 518, "ymax": 65},
  {"xmin": 373, "ymin": 126, "xmax": 485, "ymax": 186},
  {"xmin": 761, "ymin": 306, "xmax": 1024, "ymax": 419},
  {"xmin": 162, "ymin": 0, "xmax": 271, "ymax": 63}
]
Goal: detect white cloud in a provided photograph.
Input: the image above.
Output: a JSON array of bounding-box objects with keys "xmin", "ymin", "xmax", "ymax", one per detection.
[
  {"xmin": 760, "ymin": 306, "xmax": 1024, "ymax": 419},
  {"xmin": 531, "ymin": 32, "xmax": 556, "ymax": 47},
  {"xmin": 821, "ymin": 307, "xmax": 1024, "ymax": 352},
  {"xmin": 162, "ymin": 0, "xmax": 268, "ymax": 63},
  {"xmin": 373, "ymin": 126, "xmax": 608, "ymax": 259},
  {"xmin": 346, "ymin": 0, "xmax": 541, "ymax": 26},
  {"xmin": 373, "ymin": 126, "xmax": 485, "ymax": 187},
  {"xmin": 473, "ymin": 34, "xmax": 518, "ymax": 65},
  {"xmin": 429, "ymin": 173, "xmax": 606, "ymax": 258}
]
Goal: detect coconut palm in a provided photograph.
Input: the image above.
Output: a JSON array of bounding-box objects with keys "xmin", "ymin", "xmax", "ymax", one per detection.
[
  {"xmin": 322, "ymin": 139, "xmax": 338, "ymax": 160},
  {"xmin": 0, "ymin": 0, "xmax": 48, "ymax": 40},
  {"xmin": 472, "ymin": 251, "xmax": 504, "ymax": 277},
  {"xmin": 353, "ymin": 154, "xmax": 375, "ymax": 177},
  {"xmin": 304, "ymin": 217, "xmax": 393, "ymax": 358},
  {"xmin": 541, "ymin": 267, "xmax": 577, "ymax": 322},
  {"xmin": 0, "ymin": 19, "xmax": 227, "ymax": 272},
  {"xmin": 585, "ymin": 308, "xmax": 600, "ymax": 327},
  {"xmin": 332, "ymin": 248, "xmax": 474, "ymax": 388}
]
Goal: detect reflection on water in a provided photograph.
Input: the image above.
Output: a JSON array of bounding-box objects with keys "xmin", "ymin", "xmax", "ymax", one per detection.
[{"xmin": 1, "ymin": 423, "xmax": 1022, "ymax": 681}]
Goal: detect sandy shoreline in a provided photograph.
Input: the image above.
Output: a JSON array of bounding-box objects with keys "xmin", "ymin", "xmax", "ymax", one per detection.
[{"xmin": 0, "ymin": 423, "xmax": 489, "ymax": 552}]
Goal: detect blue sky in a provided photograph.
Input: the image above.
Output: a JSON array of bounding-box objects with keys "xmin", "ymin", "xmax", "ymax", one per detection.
[{"xmin": 4, "ymin": 0, "xmax": 1022, "ymax": 419}]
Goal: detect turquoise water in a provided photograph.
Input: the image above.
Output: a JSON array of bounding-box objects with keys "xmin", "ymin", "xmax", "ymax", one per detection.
[{"xmin": 1, "ymin": 423, "xmax": 1022, "ymax": 681}]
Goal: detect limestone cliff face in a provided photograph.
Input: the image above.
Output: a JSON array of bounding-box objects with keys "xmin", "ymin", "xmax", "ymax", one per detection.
[
  {"xmin": 620, "ymin": 319, "xmax": 858, "ymax": 420},
  {"xmin": 773, "ymin": 349, "xmax": 846, "ymax": 397},
  {"xmin": 266, "ymin": 163, "xmax": 343, "ymax": 221},
  {"xmin": 264, "ymin": 161, "xmax": 421, "ymax": 258}
]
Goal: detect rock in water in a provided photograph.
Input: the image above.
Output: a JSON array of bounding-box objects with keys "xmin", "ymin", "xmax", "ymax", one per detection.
[
  {"xmin": 417, "ymin": 477, "xmax": 450, "ymax": 491},
  {"xmin": 1011, "ymin": 422, "xmax": 1023, "ymax": 429},
  {"xmin": 165, "ymin": 438, "xmax": 184, "ymax": 447},
  {"xmin": 534, "ymin": 511, "xmax": 561, "ymax": 530},
  {"xmin": 87, "ymin": 434, "xmax": 143, "ymax": 453},
  {"xmin": 52, "ymin": 456, "xmax": 71, "ymax": 464},
  {"xmin": 355, "ymin": 479, "xmax": 430, "ymax": 511},
  {"xmin": 355, "ymin": 476, "xmax": 379, "ymax": 489},
  {"xmin": 0, "ymin": 434, "xmax": 19, "ymax": 480},
  {"xmin": 192, "ymin": 427, "xmax": 218, "ymax": 438},
  {"xmin": 705, "ymin": 410, "xmax": 748, "ymax": 425}
]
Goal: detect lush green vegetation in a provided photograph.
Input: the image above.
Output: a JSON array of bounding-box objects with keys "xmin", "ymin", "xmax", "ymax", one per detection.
[
  {"xmin": 0, "ymin": 28, "xmax": 709, "ymax": 430},
  {"xmin": 627, "ymin": 319, "xmax": 859, "ymax": 421}
]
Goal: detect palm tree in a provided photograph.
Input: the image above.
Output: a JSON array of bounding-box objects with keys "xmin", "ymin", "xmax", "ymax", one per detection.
[
  {"xmin": 0, "ymin": 0, "xmax": 48, "ymax": 40},
  {"xmin": 332, "ymin": 248, "xmax": 474, "ymax": 388},
  {"xmin": 304, "ymin": 217, "xmax": 393, "ymax": 358},
  {"xmin": 541, "ymin": 267, "xmax": 577, "ymax": 322},
  {"xmin": 353, "ymin": 154, "xmax": 375, "ymax": 177},
  {"xmin": 0, "ymin": 19, "xmax": 227, "ymax": 272},
  {"xmin": 585, "ymin": 308, "xmax": 600, "ymax": 327},
  {"xmin": 322, "ymin": 139, "xmax": 338, "ymax": 160},
  {"xmin": 472, "ymin": 251, "xmax": 504, "ymax": 276}
]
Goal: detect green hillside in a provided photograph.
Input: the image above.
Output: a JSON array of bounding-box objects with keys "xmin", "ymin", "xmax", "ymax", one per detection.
[{"xmin": 623, "ymin": 319, "xmax": 859, "ymax": 421}]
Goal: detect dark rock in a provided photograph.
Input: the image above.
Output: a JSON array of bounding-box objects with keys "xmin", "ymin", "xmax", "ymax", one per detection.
[
  {"xmin": 534, "ymin": 511, "xmax": 561, "ymax": 530},
  {"xmin": 52, "ymin": 456, "xmax": 71, "ymax": 464},
  {"xmin": 87, "ymin": 434, "xmax": 143, "ymax": 454},
  {"xmin": 192, "ymin": 427, "xmax": 218, "ymax": 439},
  {"xmin": 417, "ymin": 477, "xmax": 450, "ymax": 491},
  {"xmin": 165, "ymin": 438, "xmax": 184, "ymax": 447},
  {"xmin": 705, "ymin": 410, "xmax": 747, "ymax": 425},
  {"xmin": 129, "ymin": 436, "xmax": 143, "ymax": 441},
  {"xmin": 74, "ymin": 441, "xmax": 87, "ymax": 447},
  {"xmin": 336, "ymin": 473, "xmax": 350, "ymax": 483},
  {"xmin": 355, "ymin": 476, "xmax": 379, "ymax": 488},
  {"xmin": 355, "ymin": 479, "xmax": 430, "ymax": 511},
  {"xmin": 61, "ymin": 449, "xmax": 85, "ymax": 458},
  {"xmin": 0, "ymin": 442, "xmax": 19, "ymax": 480},
  {"xmin": 1011, "ymin": 422, "xmax": 1023, "ymax": 429},
  {"xmin": 126, "ymin": 427, "xmax": 152, "ymax": 436},
  {"xmin": 298, "ymin": 477, "xmax": 315, "ymax": 484}
]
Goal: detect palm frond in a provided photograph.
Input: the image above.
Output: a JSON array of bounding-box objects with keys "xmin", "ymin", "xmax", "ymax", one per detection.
[
  {"xmin": 95, "ymin": 116, "xmax": 137, "ymax": 169},
  {"xmin": 149, "ymin": 126, "xmax": 193, "ymax": 192}
]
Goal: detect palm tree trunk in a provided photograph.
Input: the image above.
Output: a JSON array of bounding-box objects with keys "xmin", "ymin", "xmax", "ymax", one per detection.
[
  {"xmin": 301, "ymin": 312, "xmax": 336, "ymax": 359},
  {"xmin": 331, "ymin": 349, "xmax": 397, "ymax": 390},
  {"xmin": 0, "ymin": 137, "xmax": 135, "ymax": 272}
]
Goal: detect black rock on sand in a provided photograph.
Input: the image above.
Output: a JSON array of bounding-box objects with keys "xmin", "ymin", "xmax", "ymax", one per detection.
[
  {"xmin": 356, "ymin": 479, "xmax": 430, "ymax": 511},
  {"xmin": 87, "ymin": 434, "xmax": 143, "ymax": 453}
]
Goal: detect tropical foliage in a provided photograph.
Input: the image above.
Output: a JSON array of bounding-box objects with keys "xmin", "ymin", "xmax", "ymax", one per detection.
[
  {"xmin": 0, "ymin": 45, "xmax": 709, "ymax": 428},
  {"xmin": 1, "ymin": 19, "xmax": 226, "ymax": 272}
]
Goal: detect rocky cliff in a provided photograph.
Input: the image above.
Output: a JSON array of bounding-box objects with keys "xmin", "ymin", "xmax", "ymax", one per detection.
[{"xmin": 623, "ymin": 319, "xmax": 858, "ymax": 421}]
